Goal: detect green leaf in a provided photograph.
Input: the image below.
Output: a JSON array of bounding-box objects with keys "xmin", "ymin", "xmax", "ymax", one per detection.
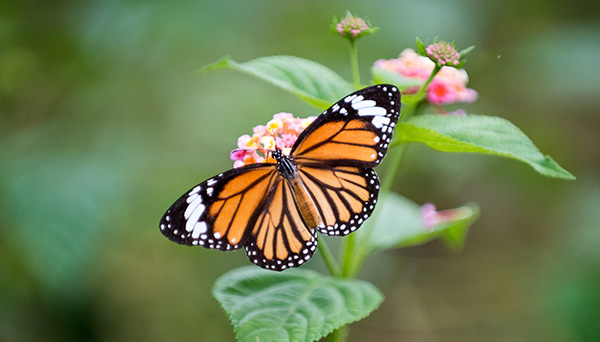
[
  {"xmin": 371, "ymin": 66, "xmax": 422, "ymax": 91},
  {"xmin": 213, "ymin": 266, "xmax": 383, "ymax": 342},
  {"xmin": 396, "ymin": 114, "xmax": 575, "ymax": 180},
  {"xmin": 359, "ymin": 192, "xmax": 479, "ymax": 252},
  {"xmin": 415, "ymin": 37, "xmax": 427, "ymax": 56},
  {"xmin": 201, "ymin": 56, "xmax": 354, "ymax": 109},
  {"xmin": 459, "ymin": 45, "xmax": 475, "ymax": 57}
]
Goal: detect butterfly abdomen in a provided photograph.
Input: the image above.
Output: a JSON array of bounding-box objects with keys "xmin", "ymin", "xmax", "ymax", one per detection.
[{"xmin": 273, "ymin": 149, "xmax": 324, "ymax": 230}]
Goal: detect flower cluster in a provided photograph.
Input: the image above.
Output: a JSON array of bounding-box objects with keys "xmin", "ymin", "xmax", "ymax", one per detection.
[
  {"xmin": 374, "ymin": 48, "xmax": 478, "ymax": 105},
  {"xmin": 230, "ymin": 113, "xmax": 316, "ymax": 168},
  {"xmin": 336, "ymin": 16, "xmax": 369, "ymax": 38},
  {"xmin": 332, "ymin": 12, "xmax": 377, "ymax": 41},
  {"xmin": 426, "ymin": 41, "xmax": 461, "ymax": 66}
]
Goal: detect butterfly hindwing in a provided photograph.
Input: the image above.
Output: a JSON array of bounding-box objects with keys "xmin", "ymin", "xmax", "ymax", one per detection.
[
  {"xmin": 297, "ymin": 165, "xmax": 380, "ymax": 236},
  {"xmin": 291, "ymin": 84, "xmax": 400, "ymax": 168},
  {"xmin": 245, "ymin": 178, "xmax": 318, "ymax": 270},
  {"xmin": 159, "ymin": 163, "xmax": 279, "ymax": 251}
]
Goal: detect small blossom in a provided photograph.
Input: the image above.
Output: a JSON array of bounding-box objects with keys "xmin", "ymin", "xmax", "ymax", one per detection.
[
  {"xmin": 230, "ymin": 113, "xmax": 317, "ymax": 168},
  {"xmin": 426, "ymin": 41, "xmax": 461, "ymax": 66},
  {"xmin": 332, "ymin": 12, "xmax": 377, "ymax": 41},
  {"xmin": 373, "ymin": 48, "xmax": 478, "ymax": 106},
  {"xmin": 421, "ymin": 202, "xmax": 438, "ymax": 231},
  {"xmin": 337, "ymin": 17, "xmax": 368, "ymax": 37},
  {"xmin": 421, "ymin": 202, "xmax": 474, "ymax": 231}
]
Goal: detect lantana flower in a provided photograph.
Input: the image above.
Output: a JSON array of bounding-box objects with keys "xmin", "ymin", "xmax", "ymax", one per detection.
[
  {"xmin": 373, "ymin": 48, "xmax": 478, "ymax": 105},
  {"xmin": 331, "ymin": 12, "xmax": 377, "ymax": 41},
  {"xmin": 231, "ymin": 113, "xmax": 317, "ymax": 168}
]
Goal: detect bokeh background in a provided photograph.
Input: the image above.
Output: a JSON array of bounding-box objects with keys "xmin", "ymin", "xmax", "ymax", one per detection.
[{"xmin": 1, "ymin": 0, "xmax": 599, "ymax": 341}]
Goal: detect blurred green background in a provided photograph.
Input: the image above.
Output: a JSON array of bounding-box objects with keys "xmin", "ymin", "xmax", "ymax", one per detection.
[{"xmin": 1, "ymin": 0, "xmax": 599, "ymax": 341}]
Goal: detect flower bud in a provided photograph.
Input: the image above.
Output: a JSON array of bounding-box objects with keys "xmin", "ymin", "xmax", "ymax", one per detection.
[{"xmin": 331, "ymin": 12, "xmax": 377, "ymax": 41}]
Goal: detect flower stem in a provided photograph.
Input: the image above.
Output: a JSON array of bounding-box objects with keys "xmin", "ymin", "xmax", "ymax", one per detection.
[
  {"xmin": 401, "ymin": 64, "xmax": 440, "ymax": 121},
  {"xmin": 349, "ymin": 40, "xmax": 361, "ymax": 88},
  {"xmin": 318, "ymin": 236, "xmax": 342, "ymax": 277},
  {"xmin": 340, "ymin": 230, "xmax": 356, "ymax": 277}
]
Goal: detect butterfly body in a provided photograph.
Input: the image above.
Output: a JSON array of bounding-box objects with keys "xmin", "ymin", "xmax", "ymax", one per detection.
[
  {"xmin": 271, "ymin": 149, "xmax": 323, "ymax": 230},
  {"xmin": 160, "ymin": 85, "xmax": 401, "ymax": 271}
]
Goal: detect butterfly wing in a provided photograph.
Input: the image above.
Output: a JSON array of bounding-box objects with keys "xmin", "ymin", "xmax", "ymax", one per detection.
[
  {"xmin": 291, "ymin": 84, "xmax": 401, "ymax": 167},
  {"xmin": 159, "ymin": 163, "xmax": 279, "ymax": 250},
  {"xmin": 296, "ymin": 165, "xmax": 379, "ymax": 236},
  {"xmin": 288, "ymin": 84, "xmax": 400, "ymax": 236},
  {"xmin": 245, "ymin": 177, "xmax": 318, "ymax": 270}
]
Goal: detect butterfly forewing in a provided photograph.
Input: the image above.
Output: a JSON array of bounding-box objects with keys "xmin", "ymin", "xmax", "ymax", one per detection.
[
  {"xmin": 159, "ymin": 163, "xmax": 279, "ymax": 250},
  {"xmin": 292, "ymin": 84, "xmax": 401, "ymax": 167}
]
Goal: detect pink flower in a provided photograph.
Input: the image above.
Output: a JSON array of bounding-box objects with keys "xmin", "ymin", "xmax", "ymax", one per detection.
[
  {"xmin": 373, "ymin": 48, "xmax": 478, "ymax": 105},
  {"xmin": 421, "ymin": 202, "xmax": 474, "ymax": 231},
  {"xmin": 336, "ymin": 17, "xmax": 369, "ymax": 37},
  {"xmin": 421, "ymin": 202, "xmax": 438, "ymax": 231},
  {"xmin": 332, "ymin": 12, "xmax": 377, "ymax": 41},
  {"xmin": 230, "ymin": 113, "xmax": 316, "ymax": 168},
  {"xmin": 427, "ymin": 80, "xmax": 457, "ymax": 105},
  {"xmin": 426, "ymin": 42, "xmax": 460, "ymax": 66}
]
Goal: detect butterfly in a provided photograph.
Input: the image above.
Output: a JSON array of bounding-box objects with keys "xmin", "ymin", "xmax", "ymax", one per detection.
[{"xmin": 159, "ymin": 84, "xmax": 401, "ymax": 271}]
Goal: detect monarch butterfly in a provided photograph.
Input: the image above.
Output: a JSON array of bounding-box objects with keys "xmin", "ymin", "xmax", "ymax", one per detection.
[{"xmin": 160, "ymin": 85, "xmax": 401, "ymax": 271}]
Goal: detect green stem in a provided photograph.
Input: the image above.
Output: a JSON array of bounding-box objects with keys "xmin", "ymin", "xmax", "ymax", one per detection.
[
  {"xmin": 318, "ymin": 236, "xmax": 342, "ymax": 277},
  {"xmin": 349, "ymin": 40, "xmax": 360, "ymax": 88},
  {"xmin": 401, "ymin": 64, "xmax": 441, "ymax": 121},
  {"xmin": 340, "ymin": 230, "xmax": 356, "ymax": 277}
]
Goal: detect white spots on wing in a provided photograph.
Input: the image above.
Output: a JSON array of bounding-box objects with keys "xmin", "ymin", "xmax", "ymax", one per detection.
[
  {"xmin": 207, "ymin": 178, "xmax": 217, "ymax": 186},
  {"xmin": 206, "ymin": 187, "xmax": 213, "ymax": 196},
  {"xmin": 344, "ymin": 94, "xmax": 358, "ymax": 103},
  {"xmin": 372, "ymin": 115, "xmax": 391, "ymax": 129},
  {"xmin": 185, "ymin": 194, "xmax": 204, "ymax": 218},
  {"xmin": 332, "ymin": 104, "xmax": 340, "ymax": 112},
  {"xmin": 352, "ymin": 99, "xmax": 376, "ymax": 109},
  {"xmin": 340, "ymin": 108, "xmax": 347, "ymax": 115},
  {"xmin": 185, "ymin": 195, "xmax": 205, "ymax": 232},
  {"xmin": 191, "ymin": 221, "xmax": 207, "ymax": 239},
  {"xmin": 186, "ymin": 193, "xmax": 199, "ymax": 203},
  {"xmin": 374, "ymin": 136, "xmax": 380, "ymax": 143},
  {"xmin": 189, "ymin": 186, "xmax": 201, "ymax": 195},
  {"xmin": 358, "ymin": 106, "xmax": 387, "ymax": 117},
  {"xmin": 214, "ymin": 232, "xmax": 221, "ymax": 239}
]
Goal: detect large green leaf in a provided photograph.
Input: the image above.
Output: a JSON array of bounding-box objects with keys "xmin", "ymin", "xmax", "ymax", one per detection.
[
  {"xmin": 213, "ymin": 266, "xmax": 383, "ymax": 342},
  {"xmin": 202, "ymin": 55, "xmax": 354, "ymax": 109},
  {"xmin": 396, "ymin": 114, "xmax": 575, "ymax": 179},
  {"xmin": 359, "ymin": 192, "xmax": 479, "ymax": 252}
]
